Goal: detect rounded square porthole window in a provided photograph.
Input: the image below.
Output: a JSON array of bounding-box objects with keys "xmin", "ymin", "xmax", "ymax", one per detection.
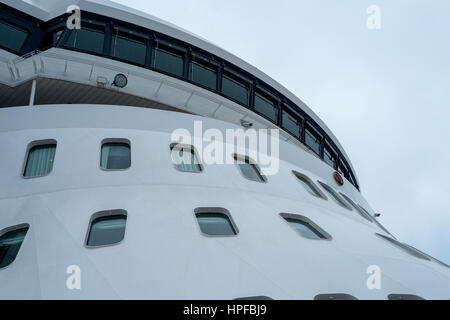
[
  {"xmin": 23, "ymin": 140, "xmax": 57, "ymax": 178},
  {"xmin": 292, "ymin": 171, "xmax": 326, "ymax": 199},
  {"xmin": 170, "ymin": 143, "xmax": 203, "ymax": 173},
  {"xmin": 317, "ymin": 181, "xmax": 352, "ymax": 211},
  {"xmin": 0, "ymin": 224, "xmax": 29, "ymax": 269},
  {"xmin": 388, "ymin": 294, "xmax": 425, "ymax": 300},
  {"xmin": 100, "ymin": 139, "xmax": 131, "ymax": 170},
  {"xmin": 86, "ymin": 210, "xmax": 127, "ymax": 247},
  {"xmin": 375, "ymin": 233, "xmax": 430, "ymax": 261},
  {"xmin": 233, "ymin": 154, "xmax": 266, "ymax": 183},
  {"xmin": 314, "ymin": 293, "xmax": 358, "ymax": 300},
  {"xmin": 194, "ymin": 208, "xmax": 238, "ymax": 237},
  {"xmin": 280, "ymin": 213, "xmax": 331, "ymax": 240}
]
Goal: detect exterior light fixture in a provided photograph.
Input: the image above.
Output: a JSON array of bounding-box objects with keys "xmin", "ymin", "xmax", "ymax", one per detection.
[
  {"xmin": 240, "ymin": 119, "xmax": 253, "ymax": 128},
  {"xmin": 113, "ymin": 73, "xmax": 128, "ymax": 88}
]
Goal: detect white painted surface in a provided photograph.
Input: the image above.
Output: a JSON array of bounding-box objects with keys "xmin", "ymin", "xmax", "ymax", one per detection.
[{"xmin": 0, "ymin": 105, "xmax": 448, "ymax": 299}]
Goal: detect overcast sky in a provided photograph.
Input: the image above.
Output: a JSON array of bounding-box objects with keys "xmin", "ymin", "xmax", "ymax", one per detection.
[{"xmin": 113, "ymin": 0, "xmax": 450, "ymax": 263}]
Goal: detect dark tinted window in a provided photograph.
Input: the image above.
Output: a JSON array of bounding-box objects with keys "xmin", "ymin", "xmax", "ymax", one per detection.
[
  {"xmin": 234, "ymin": 155, "xmax": 265, "ymax": 182},
  {"xmin": 87, "ymin": 213, "xmax": 127, "ymax": 247},
  {"xmin": 292, "ymin": 171, "xmax": 325, "ymax": 198},
  {"xmin": 305, "ymin": 126, "xmax": 321, "ymax": 156},
  {"xmin": 170, "ymin": 145, "xmax": 202, "ymax": 173},
  {"xmin": 324, "ymin": 143, "xmax": 336, "ymax": 168},
  {"xmin": 318, "ymin": 181, "xmax": 352, "ymax": 210},
  {"xmin": 191, "ymin": 60, "xmax": 217, "ymax": 90},
  {"xmin": 254, "ymin": 91, "xmax": 278, "ymax": 122},
  {"xmin": 339, "ymin": 193, "xmax": 374, "ymax": 222},
  {"xmin": 388, "ymin": 294, "xmax": 425, "ymax": 300},
  {"xmin": 111, "ymin": 29, "xmax": 147, "ymax": 65},
  {"xmin": 101, "ymin": 142, "xmax": 131, "ymax": 170},
  {"xmin": 222, "ymin": 73, "xmax": 249, "ymax": 105},
  {"xmin": 24, "ymin": 143, "xmax": 56, "ymax": 177},
  {"xmin": 41, "ymin": 28, "xmax": 64, "ymax": 49},
  {"xmin": 154, "ymin": 46, "xmax": 184, "ymax": 77},
  {"xmin": 338, "ymin": 161, "xmax": 351, "ymax": 181},
  {"xmin": 282, "ymin": 109, "xmax": 301, "ymax": 138},
  {"xmin": 65, "ymin": 25, "xmax": 105, "ymax": 55},
  {"xmin": 195, "ymin": 212, "xmax": 237, "ymax": 236},
  {"xmin": 0, "ymin": 226, "xmax": 29, "ymax": 268},
  {"xmin": 280, "ymin": 214, "xmax": 331, "ymax": 240},
  {"xmin": 0, "ymin": 19, "xmax": 29, "ymax": 53},
  {"xmin": 376, "ymin": 233, "xmax": 431, "ymax": 261},
  {"xmin": 314, "ymin": 294, "xmax": 358, "ymax": 300}
]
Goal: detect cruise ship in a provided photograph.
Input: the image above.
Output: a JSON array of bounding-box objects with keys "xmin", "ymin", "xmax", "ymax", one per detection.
[{"xmin": 0, "ymin": 0, "xmax": 448, "ymax": 300}]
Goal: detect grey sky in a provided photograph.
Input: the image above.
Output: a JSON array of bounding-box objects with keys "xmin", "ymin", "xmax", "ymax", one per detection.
[{"xmin": 113, "ymin": 0, "xmax": 450, "ymax": 263}]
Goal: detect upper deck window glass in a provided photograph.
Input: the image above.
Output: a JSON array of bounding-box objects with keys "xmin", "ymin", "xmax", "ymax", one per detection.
[
  {"xmin": 292, "ymin": 171, "xmax": 326, "ymax": 199},
  {"xmin": 24, "ymin": 143, "xmax": 56, "ymax": 178},
  {"xmin": 318, "ymin": 181, "xmax": 352, "ymax": 210},
  {"xmin": 65, "ymin": 25, "xmax": 105, "ymax": 55},
  {"xmin": 111, "ymin": 29, "xmax": 147, "ymax": 65},
  {"xmin": 87, "ymin": 212, "xmax": 127, "ymax": 247},
  {"xmin": 101, "ymin": 142, "xmax": 131, "ymax": 170},
  {"xmin": 154, "ymin": 45, "xmax": 184, "ymax": 78},
  {"xmin": 222, "ymin": 73, "xmax": 249, "ymax": 106},
  {"xmin": 41, "ymin": 28, "xmax": 64, "ymax": 50},
  {"xmin": 324, "ymin": 143, "xmax": 337, "ymax": 168},
  {"xmin": 234, "ymin": 155, "xmax": 266, "ymax": 183},
  {"xmin": 282, "ymin": 109, "xmax": 301, "ymax": 139},
  {"xmin": 191, "ymin": 60, "xmax": 217, "ymax": 91},
  {"xmin": 338, "ymin": 160, "xmax": 351, "ymax": 181},
  {"xmin": 170, "ymin": 144, "xmax": 202, "ymax": 173},
  {"xmin": 280, "ymin": 214, "xmax": 331, "ymax": 240},
  {"xmin": 305, "ymin": 125, "xmax": 321, "ymax": 156},
  {"xmin": 254, "ymin": 91, "xmax": 278, "ymax": 123},
  {"xmin": 0, "ymin": 225, "xmax": 29, "ymax": 269},
  {"xmin": 0, "ymin": 20, "xmax": 29, "ymax": 53}
]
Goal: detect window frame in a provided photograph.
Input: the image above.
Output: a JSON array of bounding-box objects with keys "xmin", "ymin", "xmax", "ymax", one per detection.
[
  {"xmin": 280, "ymin": 213, "xmax": 332, "ymax": 240},
  {"xmin": 323, "ymin": 141, "xmax": 337, "ymax": 168},
  {"xmin": 221, "ymin": 68, "xmax": 251, "ymax": 106},
  {"xmin": 194, "ymin": 207, "xmax": 239, "ymax": 238},
  {"xmin": 189, "ymin": 53, "xmax": 219, "ymax": 92},
  {"xmin": 99, "ymin": 138, "xmax": 131, "ymax": 172},
  {"xmin": 233, "ymin": 154, "xmax": 267, "ymax": 183},
  {"xmin": 281, "ymin": 105, "xmax": 303, "ymax": 139},
  {"xmin": 304, "ymin": 123, "xmax": 323, "ymax": 157},
  {"xmin": 292, "ymin": 170, "xmax": 327, "ymax": 200},
  {"xmin": 0, "ymin": 17, "xmax": 30, "ymax": 54},
  {"xmin": 317, "ymin": 181, "xmax": 353, "ymax": 211},
  {"xmin": 375, "ymin": 233, "xmax": 431, "ymax": 261},
  {"xmin": 169, "ymin": 143, "xmax": 204, "ymax": 174},
  {"xmin": 0, "ymin": 223, "xmax": 30, "ymax": 270},
  {"xmin": 22, "ymin": 139, "xmax": 57, "ymax": 179},
  {"xmin": 253, "ymin": 86, "xmax": 280, "ymax": 124},
  {"xmin": 84, "ymin": 209, "xmax": 128, "ymax": 249},
  {"xmin": 62, "ymin": 20, "xmax": 107, "ymax": 56},
  {"xmin": 109, "ymin": 26, "xmax": 151, "ymax": 67},
  {"xmin": 339, "ymin": 192, "xmax": 374, "ymax": 222},
  {"xmin": 314, "ymin": 293, "xmax": 358, "ymax": 300},
  {"xmin": 152, "ymin": 39, "xmax": 187, "ymax": 79}
]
